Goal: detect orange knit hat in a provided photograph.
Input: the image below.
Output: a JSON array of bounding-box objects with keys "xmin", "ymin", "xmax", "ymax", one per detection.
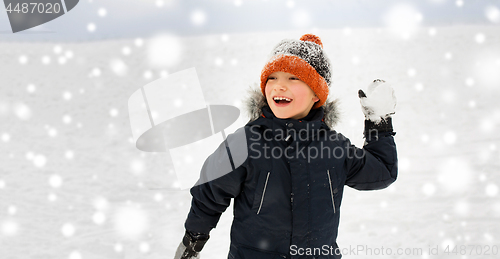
[{"xmin": 260, "ymin": 34, "xmax": 332, "ymax": 109}]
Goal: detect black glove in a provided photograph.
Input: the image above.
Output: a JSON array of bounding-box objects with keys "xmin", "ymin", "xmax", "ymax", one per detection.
[{"xmin": 174, "ymin": 230, "xmax": 210, "ymax": 259}]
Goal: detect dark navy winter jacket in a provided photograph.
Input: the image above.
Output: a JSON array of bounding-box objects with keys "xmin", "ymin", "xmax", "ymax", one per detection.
[{"xmin": 184, "ymin": 105, "xmax": 397, "ymax": 259}]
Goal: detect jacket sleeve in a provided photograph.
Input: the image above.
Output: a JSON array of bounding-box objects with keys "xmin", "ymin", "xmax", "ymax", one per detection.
[
  {"xmin": 344, "ymin": 118, "xmax": 398, "ymax": 190},
  {"xmin": 184, "ymin": 128, "xmax": 248, "ymax": 234}
]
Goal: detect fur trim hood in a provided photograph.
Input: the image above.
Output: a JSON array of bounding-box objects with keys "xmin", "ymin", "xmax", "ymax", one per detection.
[{"xmin": 244, "ymin": 84, "xmax": 340, "ymax": 130}]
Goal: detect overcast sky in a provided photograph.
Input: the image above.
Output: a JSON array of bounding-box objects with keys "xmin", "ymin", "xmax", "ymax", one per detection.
[{"xmin": 1, "ymin": 0, "xmax": 499, "ymax": 42}]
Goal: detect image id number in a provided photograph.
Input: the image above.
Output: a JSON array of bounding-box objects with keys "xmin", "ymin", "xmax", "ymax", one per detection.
[{"xmin": 6, "ymin": 3, "xmax": 62, "ymax": 14}]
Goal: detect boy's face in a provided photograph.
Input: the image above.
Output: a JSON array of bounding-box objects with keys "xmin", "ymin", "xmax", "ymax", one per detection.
[{"xmin": 265, "ymin": 71, "xmax": 319, "ymax": 120}]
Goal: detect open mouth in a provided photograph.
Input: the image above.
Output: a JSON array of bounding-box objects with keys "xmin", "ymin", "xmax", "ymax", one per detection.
[{"xmin": 273, "ymin": 96, "xmax": 292, "ymax": 106}]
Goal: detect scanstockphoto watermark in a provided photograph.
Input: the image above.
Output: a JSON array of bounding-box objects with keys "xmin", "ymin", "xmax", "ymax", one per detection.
[
  {"xmin": 248, "ymin": 125, "xmax": 369, "ymax": 162},
  {"xmin": 290, "ymin": 245, "xmax": 424, "ymax": 257}
]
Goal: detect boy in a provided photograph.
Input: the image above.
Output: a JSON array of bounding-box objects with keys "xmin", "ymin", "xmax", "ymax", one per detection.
[{"xmin": 175, "ymin": 34, "xmax": 397, "ymax": 259}]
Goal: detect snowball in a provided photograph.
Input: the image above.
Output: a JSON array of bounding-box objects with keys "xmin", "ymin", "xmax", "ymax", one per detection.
[
  {"xmin": 41, "ymin": 56, "xmax": 51, "ymax": 65},
  {"xmin": 190, "ymin": 10, "xmax": 207, "ymax": 26},
  {"xmin": 147, "ymin": 34, "xmax": 183, "ymax": 68},
  {"xmin": 61, "ymin": 223, "xmax": 75, "ymax": 237},
  {"xmin": 422, "ymin": 183, "xmax": 436, "ymax": 196},
  {"xmin": 49, "ymin": 174, "xmax": 63, "ymax": 188},
  {"xmin": 485, "ymin": 6, "xmax": 500, "ymax": 24},
  {"xmin": 486, "ymin": 183, "xmax": 498, "ymax": 197},
  {"xmin": 33, "ymin": 154, "xmax": 47, "ymax": 168},
  {"xmin": 69, "ymin": 251, "xmax": 82, "ymax": 259},
  {"xmin": 110, "ymin": 59, "xmax": 128, "ymax": 76},
  {"xmin": 139, "ymin": 242, "xmax": 150, "ymax": 253},
  {"xmin": 14, "ymin": 103, "xmax": 32, "ymax": 120},
  {"xmin": 1, "ymin": 220, "xmax": 19, "ymax": 236},
  {"xmin": 437, "ymin": 158, "xmax": 473, "ymax": 193},
  {"xmin": 113, "ymin": 206, "xmax": 149, "ymax": 239},
  {"xmin": 92, "ymin": 211, "xmax": 106, "ymax": 225},
  {"xmin": 63, "ymin": 91, "xmax": 72, "ymax": 100},
  {"xmin": 98, "ymin": 8, "xmax": 107, "ymax": 17},
  {"xmin": 87, "ymin": 23, "xmax": 96, "ymax": 32}
]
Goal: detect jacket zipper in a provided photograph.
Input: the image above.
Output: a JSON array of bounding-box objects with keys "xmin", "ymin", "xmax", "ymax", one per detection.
[
  {"xmin": 257, "ymin": 172, "xmax": 270, "ymax": 215},
  {"xmin": 327, "ymin": 170, "xmax": 336, "ymax": 214}
]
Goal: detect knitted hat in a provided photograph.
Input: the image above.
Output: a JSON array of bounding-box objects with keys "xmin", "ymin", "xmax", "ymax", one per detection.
[{"xmin": 260, "ymin": 34, "xmax": 332, "ymax": 109}]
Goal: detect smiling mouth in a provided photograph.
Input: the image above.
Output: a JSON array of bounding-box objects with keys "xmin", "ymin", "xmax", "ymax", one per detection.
[{"xmin": 273, "ymin": 96, "xmax": 292, "ymax": 105}]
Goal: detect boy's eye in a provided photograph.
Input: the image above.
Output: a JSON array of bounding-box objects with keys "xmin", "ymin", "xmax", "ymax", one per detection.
[
  {"xmin": 267, "ymin": 77, "xmax": 276, "ymax": 80},
  {"xmin": 290, "ymin": 77, "xmax": 299, "ymax": 80}
]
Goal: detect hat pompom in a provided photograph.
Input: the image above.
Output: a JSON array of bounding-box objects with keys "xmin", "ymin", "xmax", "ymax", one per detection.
[{"xmin": 300, "ymin": 34, "xmax": 323, "ymax": 48}]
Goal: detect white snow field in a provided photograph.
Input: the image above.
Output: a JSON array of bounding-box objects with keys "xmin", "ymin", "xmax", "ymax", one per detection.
[{"xmin": 1, "ymin": 25, "xmax": 500, "ymax": 259}]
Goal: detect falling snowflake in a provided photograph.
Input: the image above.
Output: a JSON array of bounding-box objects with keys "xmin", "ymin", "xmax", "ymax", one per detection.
[
  {"xmin": 87, "ymin": 23, "xmax": 96, "ymax": 32},
  {"xmin": 147, "ymin": 34, "xmax": 183, "ymax": 68},
  {"xmin": 65, "ymin": 150, "xmax": 74, "ymax": 159},
  {"xmin": 98, "ymin": 8, "xmax": 107, "ymax": 17},
  {"xmin": 61, "ymin": 223, "xmax": 75, "ymax": 237},
  {"xmin": 14, "ymin": 103, "xmax": 32, "ymax": 120},
  {"xmin": 422, "ymin": 183, "xmax": 436, "ymax": 196},
  {"xmin": 122, "ymin": 46, "xmax": 131, "ymax": 56},
  {"xmin": 456, "ymin": 0, "xmax": 464, "ymax": 7},
  {"xmin": 135, "ymin": 38, "xmax": 144, "ymax": 47},
  {"xmin": 437, "ymin": 158, "xmax": 473, "ymax": 193},
  {"xmin": 475, "ymin": 33, "xmax": 486, "ymax": 44},
  {"xmin": 114, "ymin": 243, "xmax": 123, "ymax": 253},
  {"xmin": 113, "ymin": 205, "xmax": 149, "ymax": 239},
  {"xmin": 110, "ymin": 59, "xmax": 128, "ymax": 76},
  {"xmin": 486, "ymin": 183, "xmax": 498, "ymax": 197},
  {"xmin": 27, "ymin": 84, "xmax": 36, "ymax": 93},
  {"xmin": 33, "ymin": 154, "xmax": 47, "ymax": 168},
  {"xmin": 63, "ymin": 91, "xmax": 72, "ymax": 101},
  {"xmin": 49, "ymin": 174, "xmax": 63, "ymax": 188},
  {"xmin": 68, "ymin": 251, "xmax": 82, "ymax": 259},
  {"xmin": 215, "ymin": 57, "xmax": 224, "ymax": 66},
  {"xmin": 1, "ymin": 133, "xmax": 10, "ymax": 142},
  {"xmin": 1, "ymin": 220, "xmax": 19, "ymax": 236},
  {"xmin": 62, "ymin": 115, "xmax": 72, "ymax": 124},
  {"xmin": 41, "ymin": 55, "xmax": 51, "ymax": 65},
  {"xmin": 485, "ymin": 6, "xmax": 500, "ymax": 24},
  {"xmin": 291, "ymin": 10, "xmax": 311, "ymax": 28},
  {"xmin": 18, "ymin": 55, "xmax": 28, "ymax": 64},
  {"xmin": 53, "ymin": 45, "xmax": 62, "ymax": 54},
  {"xmin": 92, "ymin": 211, "xmax": 106, "ymax": 225},
  {"xmin": 7, "ymin": 206, "xmax": 17, "ymax": 215},
  {"xmin": 191, "ymin": 10, "xmax": 207, "ymax": 26},
  {"xmin": 139, "ymin": 242, "xmax": 150, "ymax": 253},
  {"xmin": 383, "ymin": 4, "xmax": 422, "ymax": 39},
  {"xmin": 110, "ymin": 108, "xmax": 119, "ymax": 117}
]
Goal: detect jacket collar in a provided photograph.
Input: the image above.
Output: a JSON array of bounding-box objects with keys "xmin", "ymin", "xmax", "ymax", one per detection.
[{"xmin": 243, "ymin": 85, "xmax": 340, "ymax": 131}]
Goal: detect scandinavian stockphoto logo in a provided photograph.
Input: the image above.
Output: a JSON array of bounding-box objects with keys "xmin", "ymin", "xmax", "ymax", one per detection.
[
  {"xmin": 127, "ymin": 68, "xmax": 247, "ymax": 190},
  {"xmin": 3, "ymin": 0, "xmax": 79, "ymax": 33}
]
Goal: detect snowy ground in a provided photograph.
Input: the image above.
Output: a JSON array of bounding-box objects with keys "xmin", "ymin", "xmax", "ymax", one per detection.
[{"xmin": 1, "ymin": 25, "xmax": 500, "ymax": 259}]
